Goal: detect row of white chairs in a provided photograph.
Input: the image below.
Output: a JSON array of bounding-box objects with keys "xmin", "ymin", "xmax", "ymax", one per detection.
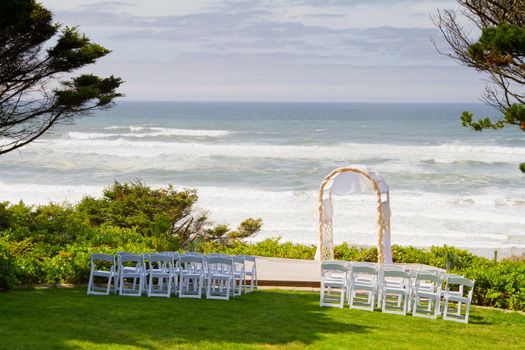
[
  {"xmin": 320, "ymin": 261, "xmax": 475, "ymax": 323},
  {"xmin": 87, "ymin": 252, "xmax": 257, "ymax": 300}
]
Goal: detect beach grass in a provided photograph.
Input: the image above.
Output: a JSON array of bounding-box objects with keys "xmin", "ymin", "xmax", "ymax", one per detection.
[{"xmin": 0, "ymin": 288, "xmax": 524, "ymax": 350}]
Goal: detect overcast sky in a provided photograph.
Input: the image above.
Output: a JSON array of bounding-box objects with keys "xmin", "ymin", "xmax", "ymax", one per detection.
[{"xmin": 44, "ymin": 0, "xmax": 487, "ymax": 102}]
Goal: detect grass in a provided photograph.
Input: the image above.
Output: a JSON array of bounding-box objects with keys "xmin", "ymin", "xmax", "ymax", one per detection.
[{"xmin": 0, "ymin": 288, "xmax": 524, "ymax": 349}]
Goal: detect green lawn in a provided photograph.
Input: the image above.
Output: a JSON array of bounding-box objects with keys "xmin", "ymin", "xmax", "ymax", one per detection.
[{"xmin": 0, "ymin": 288, "xmax": 524, "ymax": 350}]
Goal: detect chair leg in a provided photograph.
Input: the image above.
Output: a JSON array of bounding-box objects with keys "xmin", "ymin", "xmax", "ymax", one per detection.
[
  {"xmin": 87, "ymin": 272, "xmax": 94, "ymax": 295},
  {"xmin": 147, "ymin": 274, "xmax": 153, "ymax": 297},
  {"xmin": 119, "ymin": 274, "xmax": 124, "ymax": 295},
  {"xmin": 105, "ymin": 275, "xmax": 111, "ymax": 295}
]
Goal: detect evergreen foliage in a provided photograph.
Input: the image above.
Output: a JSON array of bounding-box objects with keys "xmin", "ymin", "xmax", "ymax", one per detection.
[
  {"xmin": 0, "ymin": 0, "xmax": 122, "ymax": 155},
  {"xmin": 436, "ymin": 1, "xmax": 525, "ymax": 172}
]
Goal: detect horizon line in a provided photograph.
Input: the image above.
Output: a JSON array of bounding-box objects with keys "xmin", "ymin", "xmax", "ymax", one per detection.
[{"xmin": 116, "ymin": 99, "xmax": 487, "ymax": 105}]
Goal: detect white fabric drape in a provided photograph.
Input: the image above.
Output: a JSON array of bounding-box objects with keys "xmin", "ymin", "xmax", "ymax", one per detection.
[{"xmin": 318, "ymin": 165, "xmax": 393, "ymax": 264}]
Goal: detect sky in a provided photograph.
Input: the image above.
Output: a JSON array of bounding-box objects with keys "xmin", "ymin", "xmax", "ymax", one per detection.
[{"xmin": 44, "ymin": 0, "xmax": 487, "ymax": 102}]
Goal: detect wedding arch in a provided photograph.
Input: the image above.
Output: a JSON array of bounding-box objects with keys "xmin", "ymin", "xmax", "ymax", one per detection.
[{"xmin": 316, "ymin": 165, "xmax": 393, "ymax": 263}]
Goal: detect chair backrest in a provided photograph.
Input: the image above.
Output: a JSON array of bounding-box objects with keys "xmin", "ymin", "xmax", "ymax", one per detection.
[
  {"xmin": 321, "ymin": 261, "xmax": 348, "ymax": 273},
  {"xmin": 185, "ymin": 252, "xmax": 204, "ymax": 257},
  {"xmin": 148, "ymin": 253, "xmax": 172, "ymax": 263},
  {"xmin": 321, "ymin": 262, "xmax": 347, "ymax": 281},
  {"xmin": 90, "ymin": 253, "xmax": 115, "ymax": 271},
  {"xmin": 232, "ymin": 255, "xmax": 245, "ymax": 272},
  {"xmin": 207, "ymin": 256, "xmax": 233, "ymax": 273},
  {"xmin": 381, "ymin": 264, "xmax": 403, "ymax": 272},
  {"xmin": 352, "ymin": 265, "xmax": 377, "ymax": 275},
  {"xmin": 116, "ymin": 251, "xmax": 134, "ymax": 259},
  {"xmin": 353, "ymin": 262, "xmax": 377, "ymax": 269},
  {"xmin": 147, "ymin": 253, "xmax": 173, "ymax": 272},
  {"xmin": 118, "ymin": 253, "xmax": 143, "ymax": 266},
  {"xmin": 446, "ymin": 276, "xmax": 475, "ymax": 293},
  {"xmin": 91, "ymin": 253, "xmax": 115, "ymax": 263},
  {"xmin": 180, "ymin": 254, "xmax": 205, "ymax": 272},
  {"xmin": 238, "ymin": 255, "xmax": 256, "ymax": 273},
  {"xmin": 160, "ymin": 251, "xmax": 179, "ymax": 257},
  {"xmin": 415, "ymin": 272, "xmax": 442, "ymax": 292},
  {"xmin": 117, "ymin": 254, "xmax": 143, "ymax": 277},
  {"xmin": 383, "ymin": 269, "xmax": 409, "ymax": 279}
]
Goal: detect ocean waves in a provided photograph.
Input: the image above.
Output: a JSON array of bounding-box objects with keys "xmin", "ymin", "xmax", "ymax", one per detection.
[
  {"xmin": 1, "ymin": 102, "xmax": 524, "ymax": 253},
  {"xmin": 30, "ymin": 137, "xmax": 525, "ymax": 165},
  {"xmin": 67, "ymin": 126, "xmax": 232, "ymax": 140}
]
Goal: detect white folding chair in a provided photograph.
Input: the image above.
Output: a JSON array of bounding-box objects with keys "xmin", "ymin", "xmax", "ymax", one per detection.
[
  {"xmin": 87, "ymin": 253, "xmax": 117, "ymax": 295},
  {"xmin": 232, "ymin": 256, "xmax": 245, "ymax": 296},
  {"xmin": 381, "ymin": 269, "xmax": 410, "ymax": 315},
  {"xmin": 206, "ymin": 256, "xmax": 234, "ymax": 300},
  {"xmin": 146, "ymin": 253, "xmax": 173, "ymax": 298},
  {"xmin": 320, "ymin": 261, "xmax": 348, "ymax": 308},
  {"xmin": 412, "ymin": 272, "xmax": 442, "ymax": 319},
  {"xmin": 443, "ymin": 276, "xmax": 475, "ymax": 323},
  {"xmin": 349, "ymin": 264, "xmax": 378, "ymax": 311},
  {"xmin": 114, "ymin": 251, "xmax": 133, "ymax": 291},
  {"xmin": 242, "ymin": 255, "xmax": 258, "ymax": 293},
  {"xmin": 179, "ymin": 254, "xmax": 205, "ymax": 299},
  {"xmin": 118, "ymin": 253, "xmax": 145, "ymax": 297},
  {"xmin": 161, "ymin": 252, "xmax": 180, "ymax": 295},
  {"xmin": 377, "ymin": 264, "xmax": 404, "ymax": 307}
]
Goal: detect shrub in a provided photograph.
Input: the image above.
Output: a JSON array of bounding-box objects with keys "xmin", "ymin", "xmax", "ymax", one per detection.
[{"xmin": 0, "ymin": 238, "xmax": 17, "ymax": 289}]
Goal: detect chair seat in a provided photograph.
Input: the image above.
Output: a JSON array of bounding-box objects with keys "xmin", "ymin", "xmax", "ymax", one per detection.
[
  {"xmin": 384, "ymin": 286, "xmax": 407, "ymax": 294},
  {"xmin": 355, "ymin": 277, "xmax": 374, "ymax": 284},
  {"xmin": 352, "ymin": 283, "xmax": 376, "ymax": 291},
  {"xmin": 181, "ymin": 272, "xmax": 203, "ymax": 278},
  {"xmin": 121, "ymin": 271, "xmax": 142, "ymax": 277},
  {"xmin": 324, "ymin": 277, "xmax": 346, "ymax": 284},
  {"xmin": 121, "ymin": 267, "xmax": 141, "ymax": 273},
  {"xmin": 150, "ymin": 271, "xmax": 172, "ymax": 277},
  {"xmin": 416, "ymin": 291, "xmax": 439, "ymax": 299},
  {"xmin": 92, "ymin": 270, "xmax": 115, "ymax": 278},
  {"xmin": 209, "ymin": 274, "xmax": 232, "ymax": 280},
  {"xmin": 446, "ymin": 294, "xmax": 469, "ymax": 303},
  {"xmin": 323, "ymin": 281, "xmax": 346, "ymax": 288},
  {"xmin": 384, "ymin": 280, "xmax": 404, "ymax": 288}
]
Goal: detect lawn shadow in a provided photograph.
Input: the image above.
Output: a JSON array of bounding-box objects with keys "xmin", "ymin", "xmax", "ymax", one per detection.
[
  {"xmin": 467, "ymin": 314, "xmax": 492, "ymax": 325},
  {"xmin": 0, "ymin": 288, "xmax": 371, "ymax": 349}
]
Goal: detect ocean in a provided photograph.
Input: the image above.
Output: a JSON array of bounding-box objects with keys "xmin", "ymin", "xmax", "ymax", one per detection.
[{"xmin": 1, "ymin": 101, "xmax": 524, "ymax": 256}]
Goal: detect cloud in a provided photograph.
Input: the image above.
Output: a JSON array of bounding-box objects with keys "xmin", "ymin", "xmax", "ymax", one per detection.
[
  {"xmin": 52, "ymin": 0, "xmax": 470, "ymax": 102},
  {"xmin": 78, "ymin": 1, "xmax": 136, "ymax": 10},
  {"xmin": 305, "ymin": 13, "xmax": 345, "ymax": 18},
  {"xmin": 339, "ymin": 27, "xmax": 446, "ymax": 61},
  {"xmin": 292, "ymin": 0, "xmax": 453, "ymax": 6}
]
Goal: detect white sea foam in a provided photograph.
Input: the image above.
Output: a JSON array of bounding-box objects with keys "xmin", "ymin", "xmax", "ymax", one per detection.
[
  {"xmin": 82, "ymin": 126, "xmax": 232, "ymax": 138},
  {"xmin": 2, "ymin": 181, "xmax": 522, "ymax": 250},
  {"xmin": 39, "ymin": 138, "xmax": 525, "ymax": 165}
]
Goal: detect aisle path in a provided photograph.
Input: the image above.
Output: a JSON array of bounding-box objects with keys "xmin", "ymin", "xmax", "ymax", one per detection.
[{"xmin": 256, "ymin": 256, "xmax": 444, "ymax": 287}]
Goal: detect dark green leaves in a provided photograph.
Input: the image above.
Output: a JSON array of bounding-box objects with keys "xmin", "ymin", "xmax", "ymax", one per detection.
[
  {"xmin": 48, "ymin": 27, "xmax": 111, "ymax": 71},
  {"xmin": 468, "ymin": 23, "xmax": 525, "ymax": 66},
  {"xmin": 461, "ymin": 103, "xmax": 525, "ymax": 131},
  {"xmin": 0, "ymin": 0, "xmax": 122, "ymax": 155},
  {"xmin": 54, "ymin": 74, "xmax": 123, "ymax": 108}
]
